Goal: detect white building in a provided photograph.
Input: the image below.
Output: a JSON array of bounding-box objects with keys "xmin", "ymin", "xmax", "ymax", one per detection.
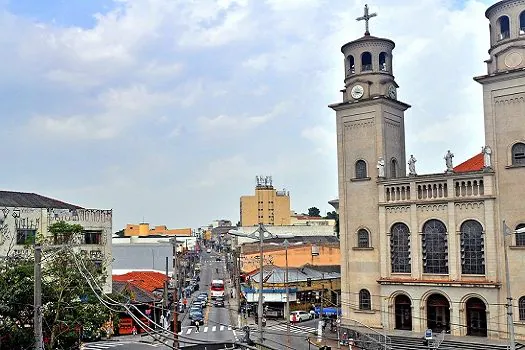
[{"xmin": 0, "ymin": 191, "xmax": 113, "ymax": 293}]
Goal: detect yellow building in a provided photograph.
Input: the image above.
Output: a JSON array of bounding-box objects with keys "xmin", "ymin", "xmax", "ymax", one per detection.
[
  {"xmin": 124, "ymin": 223, "xmax": 192, "ymax": 237},
  {"xmin": 240, "ymin": 176, "xmax": 291, "ymax": 227}
]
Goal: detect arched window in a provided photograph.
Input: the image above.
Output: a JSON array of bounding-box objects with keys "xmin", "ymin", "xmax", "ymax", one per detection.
[
  {"xmin": 347, "ymin": 55, "xmax": 355, "ymax": 74},
  {"xmin": 357, "ymin": 229, "xmax": 370, "ymax": 248},
  {"xmin": 520, "ymin": 11, "xmax": 525, "ymax": 34},
  {"xmin": 519, "ymin": 296, "xmax": 525, "ymax": 321},
  {"xmin": 361, "ymin": 52, "xmax": 372, "ymax": 71},
  {"xmin": 422, "ymin": 220, "xmax": 448, "ymax": 274},
  {"xmin": 516, "ymin": 223, "xmax": 525, "ymax": 247},
  {"xmin": 498, "ymin": 15, "xmax": 510, "ymax": 40},
  {"xmin": 390, "ymin": 158, "xmax": 398, "ymax": 178},
  {"xmin": 390, "ymin": 223, "xmax": 411, "ymax": 273},
  {"xmin": 359, "ymin": 289, "xmax": 371, "ymax": 310},
  {"xmin": 460, "ymin": 220, "xmax": 485, "ymax": 275},
  {"xmin": 512, "ymin": 142, "xmax": 525, "ymax": 165},
  {"xmin": 379, "ymin": 52, "xmax": 388, "ymax": 71},
  {"xmin": 355, "ymin": 160, "xmax": 367, "ymax": 179}
]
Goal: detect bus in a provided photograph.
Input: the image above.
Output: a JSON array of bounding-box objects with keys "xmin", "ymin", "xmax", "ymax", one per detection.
[{"xmin": 210, "ymin": 279, "xmax": 225, "ymax": 299}]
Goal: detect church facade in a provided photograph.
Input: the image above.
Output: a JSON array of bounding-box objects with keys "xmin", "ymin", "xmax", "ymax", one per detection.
[{"xmin": 331, "ymin": 0, "xmax": 525, "ymax": 340}]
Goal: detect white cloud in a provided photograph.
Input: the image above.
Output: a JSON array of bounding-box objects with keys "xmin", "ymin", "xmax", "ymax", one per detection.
[{"xmin": 0, "ymin": 0, "xmax": 500, "ymax": 229}]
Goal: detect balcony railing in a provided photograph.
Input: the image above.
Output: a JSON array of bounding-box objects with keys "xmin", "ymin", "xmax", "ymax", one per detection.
[
  {"xmin": 383, "ymin": 175, "xmax": 490, "ymax": 203},
  {"xmin": 51, "ymin": 232, "xmax": 103, "ymax": 245}
]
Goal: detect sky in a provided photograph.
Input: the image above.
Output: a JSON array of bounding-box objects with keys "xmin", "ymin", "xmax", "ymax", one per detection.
[{"xmin": 0, "ymin": 0, "xmax": 495, "ymax": 230}]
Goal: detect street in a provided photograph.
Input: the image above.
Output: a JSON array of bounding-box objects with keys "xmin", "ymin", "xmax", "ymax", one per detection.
[{"xmin": 177, "ymin": 247, "xmax": 238, "ymax": 348}]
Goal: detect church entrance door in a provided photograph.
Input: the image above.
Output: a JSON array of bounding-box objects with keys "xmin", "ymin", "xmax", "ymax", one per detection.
[
  {"xmin": 394, "ymin": 294, "xmax": 412, "ymax": 330},
  {"xmin": 466, "ymin": 297, "xmax": 487, "ymax": 337},
  {"xmin": 426, "ymin": 294, "xmax": 450, "ymax": 333}
]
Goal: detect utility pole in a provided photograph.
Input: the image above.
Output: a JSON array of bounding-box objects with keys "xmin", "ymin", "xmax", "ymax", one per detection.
[
  {"xmin": 257, "ymin": 224, "xmax": 264, "ymax": 344},
  {"xmin": 163, "ymin": 256, "xmax": 168, "ymax": 325},
  {"xmin": 284, "ymin": 240, "xmax": 291, "ymax": 345},
  {"xmin": 503, "ymin": 220, "xmax": 516, "ymax": 350},
  {"xmin": 171, "ymin": 239, "xmax": 179, "ymax": 348},
  {"xmin": 34, "ymin": 244, "xmax": 43, "ymax": 350}
]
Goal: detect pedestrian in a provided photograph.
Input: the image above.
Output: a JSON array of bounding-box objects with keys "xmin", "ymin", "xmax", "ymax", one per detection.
[
  {"xmin": 132, "ymin": 326, "xmax": 137, "ymax": 336},
  {"xmin": 230, "ymin": 289, "xmax": 234, "ymax": 298},
  {"xmin": 195, "ymin": 320, "xmax": 200, "ymax": 333}
]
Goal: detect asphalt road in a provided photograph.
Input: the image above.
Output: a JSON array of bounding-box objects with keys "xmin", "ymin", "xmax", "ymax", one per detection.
[
  {"xmin": 252, "ymin": 318, "xmax": 321, "ymax": 350},
  {"xmin": 177, "ymin": 247, "xmax": 238, "ymax": 348},
  {"xmin": 82, "ymin": 340, "xmax": 165, "ymax": 349}
]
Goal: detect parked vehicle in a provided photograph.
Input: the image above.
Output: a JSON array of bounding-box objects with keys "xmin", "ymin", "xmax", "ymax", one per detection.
[
  {"xmin": 290, "ymin": 310, "xmax": 313, "ymax": 322},
  {"xmin": 206, "ymin": 248, "xmax": 212, "ymax": 253}
]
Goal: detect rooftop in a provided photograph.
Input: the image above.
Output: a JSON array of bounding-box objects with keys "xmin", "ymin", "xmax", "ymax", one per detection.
[
  {"xmin": 112, "ymin": 280, "xmax": 158, "ymax": 303},
  {"xmin": 453, "ymin": 153, "xmax": 484, "ymax": 173},
  {"xmin": 112, "ymin": 271, "xmax": 168, "ymax": 292},
  {"xmin": 249, "ymin": 265, "xmax": 341, "ymax": 284},
  {"xmin": 0, "ymin": 190, "xmax": 82, "ymax": 209}
]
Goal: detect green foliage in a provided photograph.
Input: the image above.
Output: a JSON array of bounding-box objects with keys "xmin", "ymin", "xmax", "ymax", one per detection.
[
  {"xmin": 0, "ymin": 247, "xmax": 116, "ymax": 349},
  {"xmin": 0, "ymin": 258, "xmax": 35, "ymax": 348},
  {"xmin": 48, "ymin": 221, "xmax": 84, "ymax": 244},
  {"xmin": 307, "ymin": 207, "xmax": 321, "ymax": 217}
]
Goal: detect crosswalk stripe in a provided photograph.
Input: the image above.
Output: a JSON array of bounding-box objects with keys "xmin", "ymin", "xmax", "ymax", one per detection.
[
  {"xmin": 204, "ymin": 326, "xmax": 208, "ymax": 333},
  {"xmin": 186, "ymin": 328, "xmax": 192, "ymax": 335},
  {"xmin": 220, "ymin": 325, "xmax": 225, "ymax": 331},
  {"xmin": 212, "ymin": 326, "xmax": 217, "ymax": 332},
  {"xmin": 228, "ymin": 326, "xmax": 232, "ymax": 330}
]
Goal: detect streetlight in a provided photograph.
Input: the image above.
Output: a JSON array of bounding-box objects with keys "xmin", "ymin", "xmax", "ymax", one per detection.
[
  {"xmin": 503, "ymin": 221, "xmax": 525, "ymax": 350},
  {"xmin": 228, "ymin": 224, "xmax": 293, "ymax": 344},
  {"xmin": 268, "ymin": 239, "xmax": 305, "ymax": 340}
]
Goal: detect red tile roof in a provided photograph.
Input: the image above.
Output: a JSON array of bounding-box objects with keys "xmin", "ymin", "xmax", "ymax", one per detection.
[
  {"xmin": 112, "ymin": 271, "xmax": 168, "ymax": 292},
  {"xmin": 453, "ymin": 153, "xmax": 484, "ymax": 173}
]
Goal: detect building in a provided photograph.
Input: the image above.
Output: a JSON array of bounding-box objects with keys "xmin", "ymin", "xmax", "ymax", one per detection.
[
  {"xmin": 290, "ymin": 214, "xmax": 336, "ymax": 227},
  {"xmin": 332, "ymin": 0, "xmax": 525, "ymax": 341},
  {"xmin": 239, "ymin": 236, "xmax": 340, "ymax": 273},
  {"xmin": 240, "ymin": 176, "xmax": 291, "ymax": 227},
  {"xmin": 0, "ymin": 190, "xmax": 113, "ymax": 292},
  {"xmin": 245, "ymin": 265, "xmax": 341, "ymax": 316},
  {"xmin": 123, "ymin": 223, "xmax": 192, "ymax": 237}
]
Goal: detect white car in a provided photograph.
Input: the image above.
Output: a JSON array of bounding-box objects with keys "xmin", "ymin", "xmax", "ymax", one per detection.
[
  {"xmin": 290, "ymin": 310, "xmax": 312, "ymax": 322},
  {"xmin": 206, "ymin": 248, "xmax": 212, "ymax": 253}
]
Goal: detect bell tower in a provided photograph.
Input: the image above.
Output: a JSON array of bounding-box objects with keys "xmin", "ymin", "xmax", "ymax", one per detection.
[
  {"xmin": 475, "ymin": 0, "xmax": 525, "ymax": 240},
  {"xmin": 329, "ymin": 4, "xmax": 410, "ymax": 327}
]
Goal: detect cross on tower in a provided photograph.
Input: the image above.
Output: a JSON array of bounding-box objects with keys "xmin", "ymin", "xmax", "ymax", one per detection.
[{"xmin": 356, "ymin": 4, "xmax": 377, "ymax": 36}]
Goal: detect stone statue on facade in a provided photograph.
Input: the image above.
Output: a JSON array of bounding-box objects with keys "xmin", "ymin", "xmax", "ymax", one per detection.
[
  {"xmin": 377, "ymin": 157, "xmax": 385, "ymax": 177},
  {"xmin": 408, "ymin": 155, "xmax": 417, "ymax": 176},
  {"xmin": 482, "ymin": 145, "xmax": 492, "ymax": 169},
  {"xmin": 444, "ymin": 150, "xmax": 454, "ymax": 172}
]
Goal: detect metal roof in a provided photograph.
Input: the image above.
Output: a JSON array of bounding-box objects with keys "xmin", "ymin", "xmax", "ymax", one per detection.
[
  {"xmin": 0, "ymin": 191, "xmax": 82, "ymax": 209},
  {"xmin": 250, "ymin": 265, "xmax": 340, "ymax": 284}
]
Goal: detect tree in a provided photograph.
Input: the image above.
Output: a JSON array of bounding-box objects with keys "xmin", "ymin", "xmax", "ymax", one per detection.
[
  {"xmin": 0, "ymin": 222, "xmax": 117, "ymax": 349},
  {"xmin": 307, "ymin": 207, "xmax": 321, "ymax": 217},
  {"xmin": 324, "ymin": 211, "xmax": 340, "ymax": 238}
]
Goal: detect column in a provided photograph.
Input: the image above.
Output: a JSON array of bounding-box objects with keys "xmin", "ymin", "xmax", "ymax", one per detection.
[
  {"xmin": 410, "ymin": 204, "xmax": 420, "ymax": 278},
  {"xmin": 447, "ymin": 202, "xmax": 459, "ymax": 280}
]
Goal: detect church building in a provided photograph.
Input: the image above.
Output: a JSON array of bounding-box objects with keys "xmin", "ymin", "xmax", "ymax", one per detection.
[{"xmin": 331, "ymin": 0, "xmax": 525, "ymax": 340}]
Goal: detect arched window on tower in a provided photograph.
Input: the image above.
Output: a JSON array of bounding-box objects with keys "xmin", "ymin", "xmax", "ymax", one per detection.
[
  {"xmin": 516, "ymin": 223, "xmax": 525, "ymax": 247},
  {"xmin": 498, "ymin": 15, "xmax": 510, "ymax": 40},
  {"xmin": 390, "ymin": 158, "xmax": 398, "ymax": 178},
  {"xmin": 361, "ymin": 52, "xmax": 372, "ymax": 71},
  {"xmin": 379, "ymin": 52, "xmax": 388, "ymax": 72},
  {"xmin": 519, "ymin": 296, "xmax": 525, "ymax": 321},
  {"xmin": 460, "ymin": 220, "xmax": 485, "ymax": 275},
  {"xmin": 512, "ymin": 142, "xmax": 525, "ymax": 165},
  {"xmin": 347, "ymin": 55, "xmax": 355, "ymax": 75},
  {"xmin": 520, "ymin": 11, "xmax": 525, "ymax": 35},
  {"xmin": 422, "ymin": 219, "xmax": 448, "ymax": 274},
  {"xmin": 355, "ymin": 160, "xmax": 368, "ymax": 179},
  {"xmin": 359, "ymin": 289, "xmax": 371, "ymax": 310},
  {"xmin": 357, "ymin": 229, "xmax": 370, "ymax": 248}
]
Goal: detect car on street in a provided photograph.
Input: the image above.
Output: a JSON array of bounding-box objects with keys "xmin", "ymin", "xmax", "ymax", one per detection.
[
  {"xmin": 215, "ymin": 257, "xmax": 221, "ymax": 261},
  {"xmin": 290, "ymin": 310, "xmax": 313, "ymax": 322},
  {"xmin": 206, "ymin": 248, "xmax": 212, "ymax": 253},
  {"xmin": 213, "ymin": 297, "xmax": 225, "ymax": 307},
  {"xmin": 189, "ymin": 310, "xmax": 204, "ymax": 325},
  {"xmin": 196, "ymin": 295, "xmax": 208, "ymax": 307}
]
